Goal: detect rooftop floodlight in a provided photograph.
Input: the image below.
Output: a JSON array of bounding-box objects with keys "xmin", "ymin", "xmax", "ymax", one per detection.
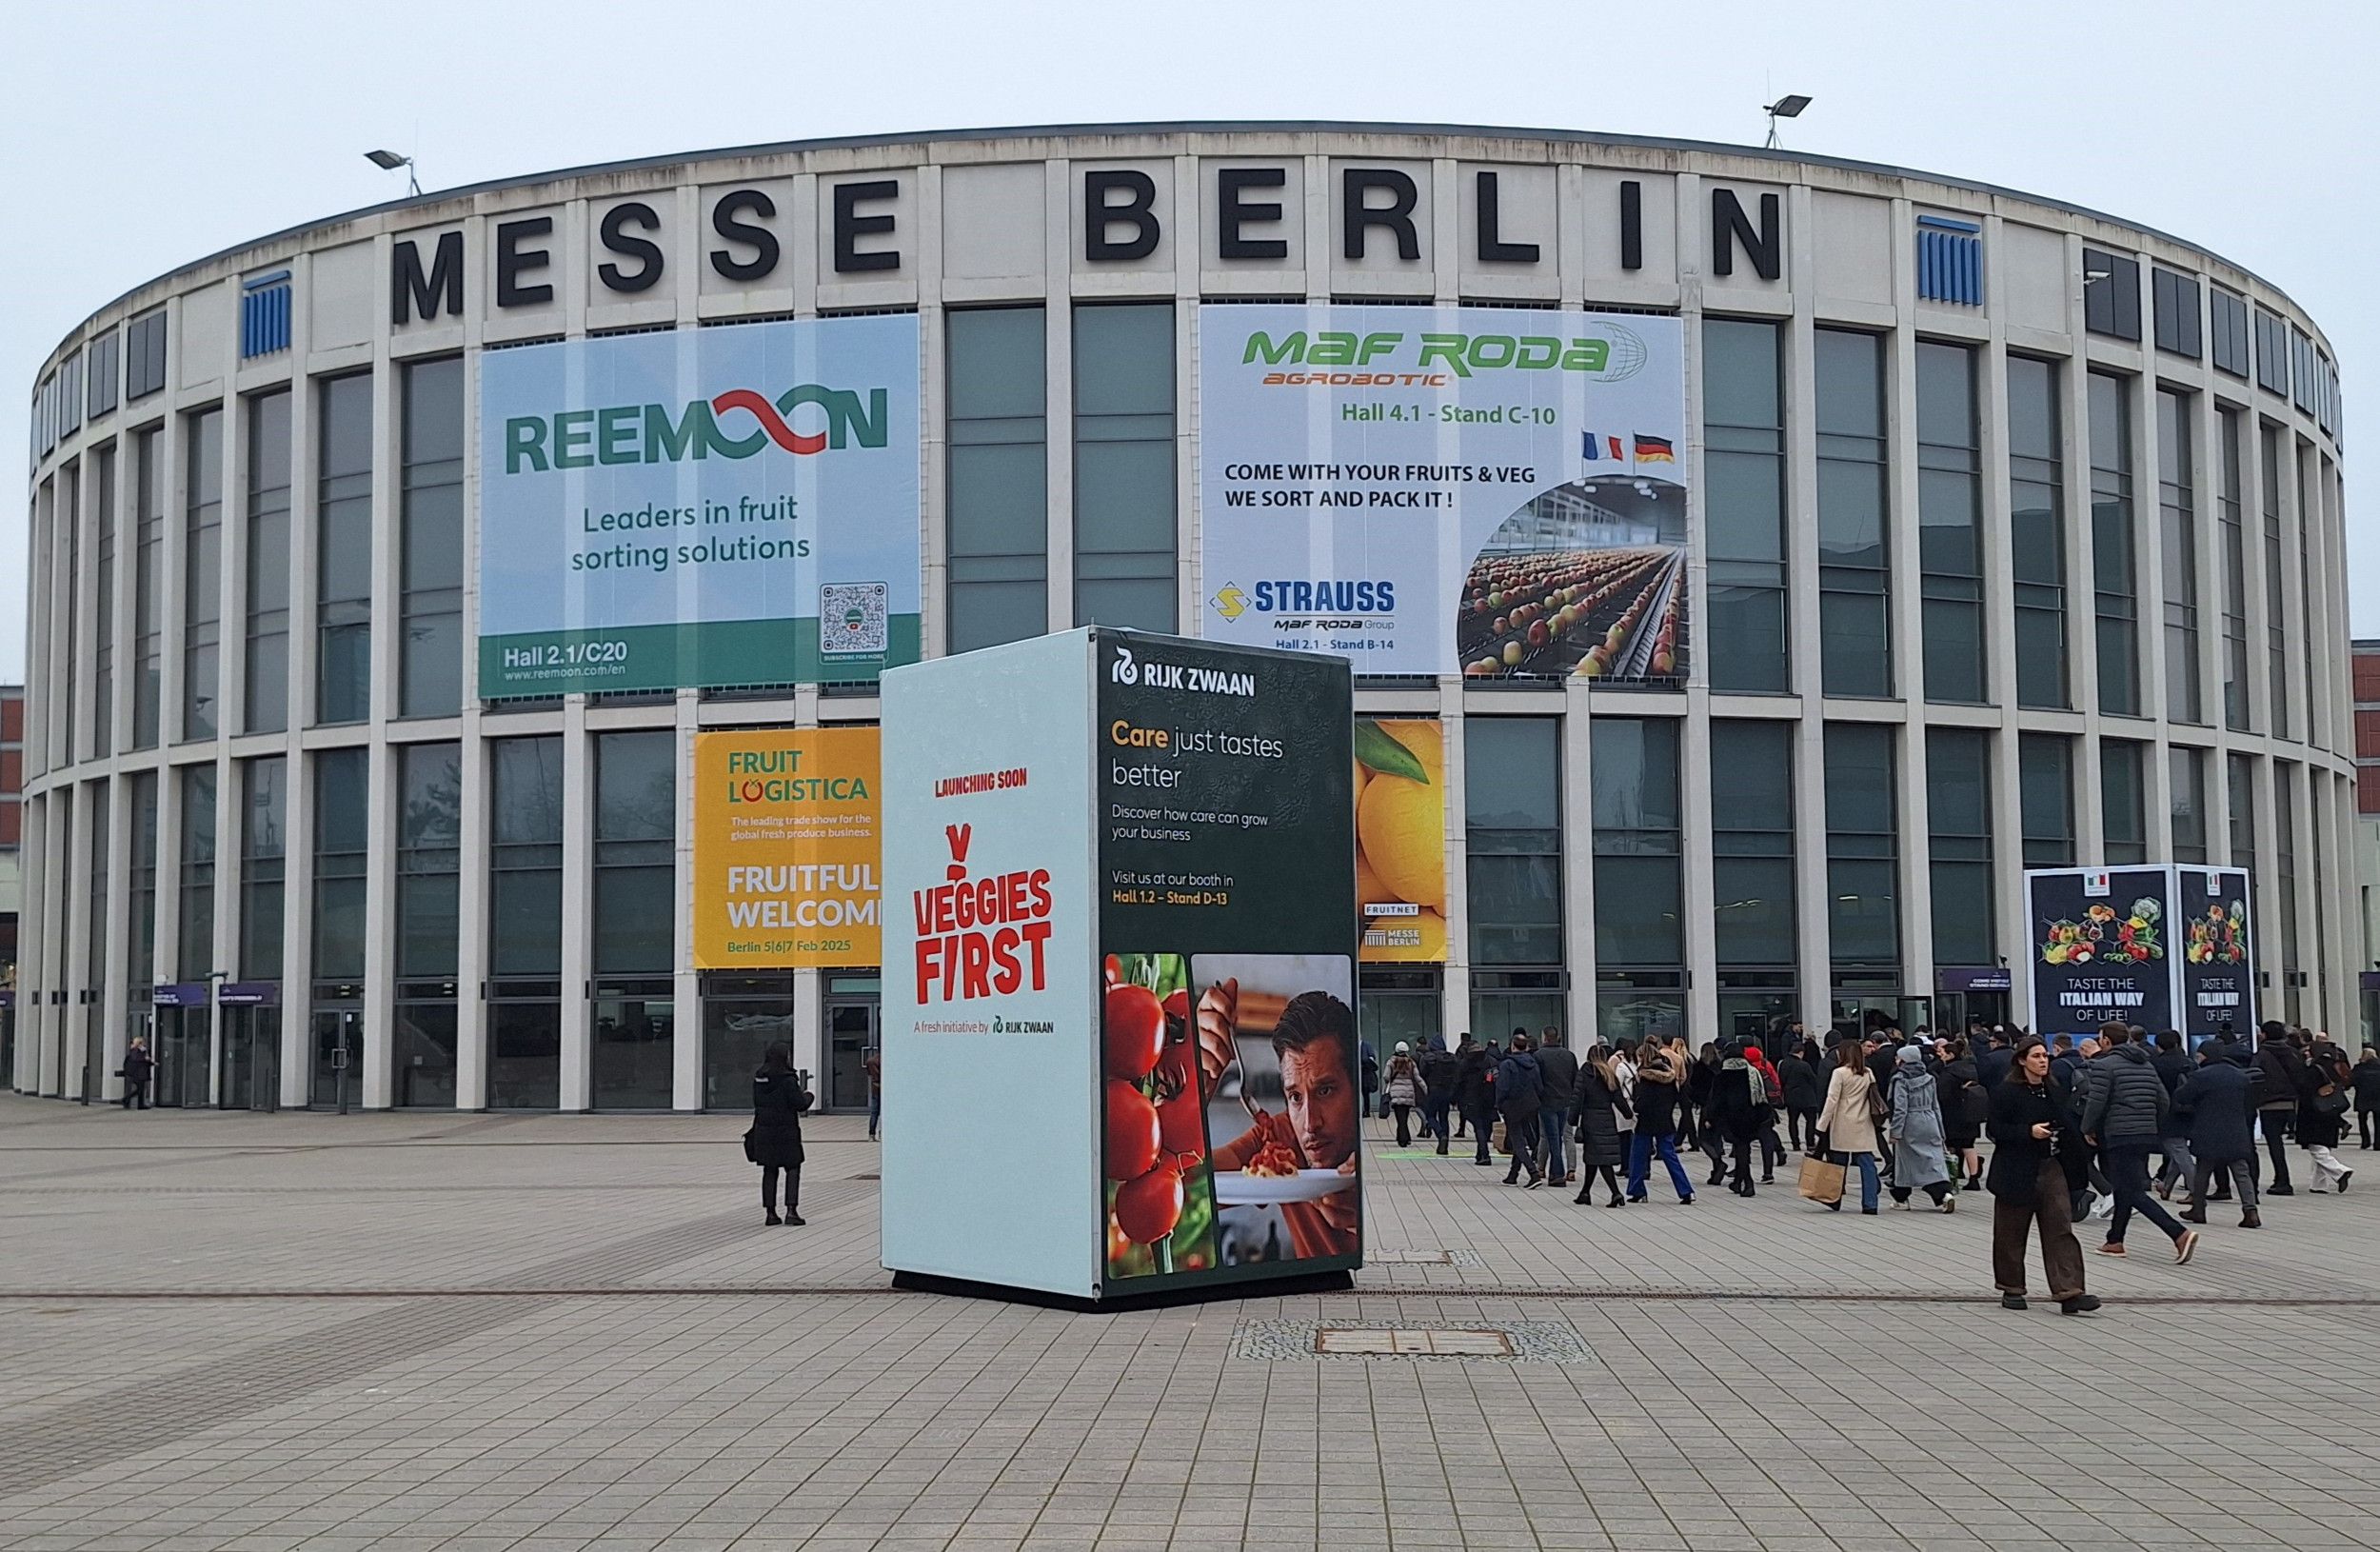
[
  {"xmin": 365, "ymin": 149, "xmax": 422, "ymax": 195},
  {"xmin": 1763, "ymin": 94, "xmax": 1814, "ymax": 149}
]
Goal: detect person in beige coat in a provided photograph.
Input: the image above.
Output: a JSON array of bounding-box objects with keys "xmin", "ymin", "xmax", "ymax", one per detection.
[{"xmin": 1815, "ymin": 1037, "xmax": 1883, "ymax": 1214}]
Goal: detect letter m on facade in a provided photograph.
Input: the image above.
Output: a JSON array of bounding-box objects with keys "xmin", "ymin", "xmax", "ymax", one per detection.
[{"xmin": 391, "ymin": 230, "xmax": 465, "ymax": 325}]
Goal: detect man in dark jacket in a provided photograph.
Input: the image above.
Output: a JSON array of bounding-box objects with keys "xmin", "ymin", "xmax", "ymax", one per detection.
[
  {"xmin": 2253, "ymin": 1022, "xmax": 2303, "ymax": 1194},
  {"xmin": 1975, "ymin": 1029, "xmax": 2014, "ymax": 1091},
  {"xmin": 1535, "ymin": 1028, "xmax": 1580, "ymax": 1186},
  {"xmin": 1777, "ymin": 1042, "xmax": 1824, "ymax": 1152},
  {"xmin": 2149, "ymin": 1030, "xmax": 2196, "ymax": 1199},
  {"xmin": 1418, "ymin": 1036, "xmax": 1458, "ymax": 1154},
  {"xmin": 1454, "ymin": 1037, "xmax": 1494, "ymax": 1165},
  {"xmin": 1497, "ymin": 1035, "xmax": 1545, "ymax": 1187},
  {"xmin": 2081, "ymin": 1031, "xmax": 2196, "ymax": 1263},
  {"xmin": 2175, "ymin": 1040, "xmax": 2261, "ymax": 1228}
]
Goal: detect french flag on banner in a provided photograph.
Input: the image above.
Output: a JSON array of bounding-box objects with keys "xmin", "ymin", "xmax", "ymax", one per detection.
[{"xmin": 1581, "ymin": 431, "xmax": 1624, "ymax": 462}]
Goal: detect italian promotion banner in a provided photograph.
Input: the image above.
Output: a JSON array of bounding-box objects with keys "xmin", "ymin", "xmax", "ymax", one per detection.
[
  {"xmin": 692, "ymin": 727, "xmax": 881, "ymax": 969},
  {"xmin": 2175, "ymin": 866, "xmax": 2256, "ymax": 1041},
  {"xmin": 477, "ymin": 314, "xmax": 922, "ymax": 696},
  {"xmin": 1197, "ymin": 304, "xmax": 1687, "ymax": 680},
  {"xmin": 2025, "ymin": 866, "xmax": 2176, "ymax": 1035}
]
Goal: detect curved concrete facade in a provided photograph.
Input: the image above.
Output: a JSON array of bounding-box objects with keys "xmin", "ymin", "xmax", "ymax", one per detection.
[{"xmin": 11, "ymin": 123, "xmax": 2354, "ymax": 1111}]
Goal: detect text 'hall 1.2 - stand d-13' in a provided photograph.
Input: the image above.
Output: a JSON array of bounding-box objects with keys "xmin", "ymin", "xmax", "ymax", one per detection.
[{"xmin": 879, "ymin": 627, "xmax": 1361, "ymax": 1306}]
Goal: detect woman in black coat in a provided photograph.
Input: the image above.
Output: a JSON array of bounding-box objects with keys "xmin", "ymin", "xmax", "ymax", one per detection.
[
  {"xmin": 749, "ymin": 1044, "xmax": 813, "ymax": 1225},
  {"xmin": 1935, "ymin": 1039, "xmax": 1986, "ymax": 1191},
  {"xmin": 1985, "ymin": 1039, "xmax": 2095, "ymax": 1315},
  {"xmin": 1570, "ymin": 1046, "xmax": 1632, "ymax": 1208}
]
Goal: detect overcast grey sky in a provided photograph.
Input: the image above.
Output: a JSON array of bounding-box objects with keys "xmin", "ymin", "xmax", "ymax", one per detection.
[{"xmin": 3, "ymin": 0, "xmax": 2370, "ymax": 683}]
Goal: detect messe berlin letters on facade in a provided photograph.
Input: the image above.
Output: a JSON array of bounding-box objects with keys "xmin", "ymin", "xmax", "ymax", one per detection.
[
  {"xmin": 476, "ymin": 315, "xmax": 922, "ymax": 696},
  {"xmin": 691, "ymin": 728, "xmax": 882, "ymax": 971},
  {"xmin": 1197, "ymin": 305, "xmax": 1688, "ymax": 680}
]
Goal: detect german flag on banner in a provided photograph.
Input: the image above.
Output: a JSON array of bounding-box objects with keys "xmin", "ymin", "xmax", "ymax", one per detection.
[{"xmin": 1632, "ymin": 434, "xmax": 1676, "ymax": 464}]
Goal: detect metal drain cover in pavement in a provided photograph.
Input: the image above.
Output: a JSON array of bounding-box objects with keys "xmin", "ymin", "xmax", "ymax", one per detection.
[
  {"xmin": 1233, "ymin": 1319, "xmax": 1592, "ymax": 1363},
  {"xmin": 1364, "ymin": 1248, "xmax": 1486, "ymax": 1267},
  {"xmin": 1317, "ymin": 1328, "xmax": 1512, "ymax": 1356}
]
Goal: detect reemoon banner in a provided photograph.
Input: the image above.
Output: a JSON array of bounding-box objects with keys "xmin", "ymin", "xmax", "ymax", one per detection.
[
  {"xmin": 476, "ymin": 315, "xmax": 922, "ymax": 696},
  {"xmin": 1196, "ymin": 304, "xmax": 1688, "ymax": 680}
]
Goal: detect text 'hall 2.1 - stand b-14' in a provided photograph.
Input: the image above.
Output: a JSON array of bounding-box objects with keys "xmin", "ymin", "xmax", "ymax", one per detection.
[{"xmin": 879, "ymin": 627, "xmax": 1361, "ymax": 1307}]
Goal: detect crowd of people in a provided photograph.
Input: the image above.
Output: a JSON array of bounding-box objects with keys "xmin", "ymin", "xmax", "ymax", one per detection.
[{"xmin": 1362, "ymin": 1016, "xmax": 2377, "ymax": 1316}]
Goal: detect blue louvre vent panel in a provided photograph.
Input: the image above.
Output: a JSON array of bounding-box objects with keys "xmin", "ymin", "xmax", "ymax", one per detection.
[
  {"xmin": 241, "ymin": 269, "xmax": 292, "ymax": 358},
  {"xmin": 1915, "ymin": 216, "xmax": 1982, "ymax": 307}
]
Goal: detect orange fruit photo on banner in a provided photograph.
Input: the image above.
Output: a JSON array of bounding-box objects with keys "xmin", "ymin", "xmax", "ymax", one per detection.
[{"xmin": 1354, "ymin": 719, "xmax": 1445, "ymax": 963}]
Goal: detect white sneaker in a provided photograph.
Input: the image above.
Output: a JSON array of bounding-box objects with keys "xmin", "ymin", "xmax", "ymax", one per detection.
[{"xmin": 2089, "ymin": 1193, "xmax": 2116, "ymax": 1222}]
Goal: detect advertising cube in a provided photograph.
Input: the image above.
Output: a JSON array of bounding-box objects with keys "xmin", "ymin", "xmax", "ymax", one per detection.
[
  {"xmin": 880, "ymin": 628, "xmax": 1359, "ymax": 1303},
  {"xmin": 2023, "ymin": 865, "xmax": 2257, "ymax": 1043}
]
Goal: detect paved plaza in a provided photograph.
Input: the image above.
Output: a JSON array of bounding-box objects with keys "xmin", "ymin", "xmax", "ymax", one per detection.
[{"xmin": 4, "ymin": 1093, "xmax": 2379, "ymax": 1552}]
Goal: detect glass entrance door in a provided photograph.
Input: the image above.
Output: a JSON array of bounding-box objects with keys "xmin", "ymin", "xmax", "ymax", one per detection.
[
  {"xmin": 311, "ymin": 1005, "xmax": 362, "ymax": 1111},
  {"xmin": 218, "ymin": 1006, "xmax": 281, "ymax": 1110},
  {"xmin": 826, "ymin": 999, "xmax": 877, "ymax": 1112},
  {"xmin": 153, "ymin": 1007, "xmax": 212, "ymax": 1107}
]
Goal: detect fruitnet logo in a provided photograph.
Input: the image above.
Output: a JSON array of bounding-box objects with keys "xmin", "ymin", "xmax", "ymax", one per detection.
[
  {"xmin": 1109, "ymin": 646, "xmax": 1258, "ymax": 697},
  {"xmin": 911, "ymin": 823, "xmax": 1054, "ymax": 1006},
  {"xmin": 503, "ymin": 383, "xmax": 889, "ymax": 472}
]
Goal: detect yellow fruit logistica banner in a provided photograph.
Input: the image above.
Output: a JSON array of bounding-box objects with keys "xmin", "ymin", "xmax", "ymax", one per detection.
[
  {"xmin": 693, "ymin": 727, "xmax": 881, "ymax": 969},
  {"xmin": 1355, "ymin": 719, "xmax": 1446, "ymax": 963}
]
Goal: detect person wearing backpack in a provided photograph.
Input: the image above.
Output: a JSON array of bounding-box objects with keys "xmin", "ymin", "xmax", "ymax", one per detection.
[
  {"xmin": 1454, "ymin": 1036, "xmax": 1494, "ymax": 1166},
  {"xmin": 1743, "ymin": 1040, "xmax": 1787, "ymax": 1183},
  {"xmin": 1937, "ymin": 1035, "xmax": 1988, "ymax": 1192},
  {"xmin": 1496, "ymin": 1034, "xmax": 1546, "ymax": 1188},
  {"xmin": 1382, "ymin": 1043, "xmax": 1423, "ymax": 1148},
  {"xmin": 2295, "ymin": 1036, "xmax": 2355, "ymax": 1193}
]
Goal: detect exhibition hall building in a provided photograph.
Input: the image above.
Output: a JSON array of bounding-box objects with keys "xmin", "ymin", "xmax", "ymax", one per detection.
[{"xmin": 8, "ymin": 123, "xmax": 2353, "ymax": 1112}]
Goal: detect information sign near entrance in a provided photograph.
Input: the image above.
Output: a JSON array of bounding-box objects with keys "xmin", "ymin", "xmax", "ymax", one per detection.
[{"xmin": 880, "ymin": 627, "xmax": 1359, "ymax": 1304}]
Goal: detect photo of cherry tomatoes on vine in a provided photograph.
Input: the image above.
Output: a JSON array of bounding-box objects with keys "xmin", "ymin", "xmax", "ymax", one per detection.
[
  {"xmin": 1103, "ymin": 954, "xmax": 1121, "ymax": 989},
  {"xmin": 1103, "ymin": 1080, "xmax": 1160, "ymax": 1181},
  {"xmin": 1112, "ymin": 1163, "xmax": 1183, "ymax": 1244},
  {"xmin": 1103, "ymin": 984, "xmax": 1164, "ymax": 1081}
]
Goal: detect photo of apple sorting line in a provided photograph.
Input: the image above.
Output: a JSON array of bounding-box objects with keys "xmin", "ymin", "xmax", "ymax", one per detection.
[{"xmin": 1101, "ymin": 952, "xmax": 1360, "ymax": 1282}]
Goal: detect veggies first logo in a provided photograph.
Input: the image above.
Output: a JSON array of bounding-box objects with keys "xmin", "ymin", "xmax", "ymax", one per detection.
[
  {"xmin": 504, "ymin": 384, "xmax": 889, "ymax": 472},
  {"xmin": 911, "ymin": 823, "xmax": 1055, "ymax": 1005}
]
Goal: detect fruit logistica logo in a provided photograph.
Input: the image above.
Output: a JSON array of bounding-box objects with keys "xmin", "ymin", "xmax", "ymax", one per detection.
[
  {"xmin": 504, "ymin": 384, "xmax": 889, "ymax": 473},
  {"xmin": 912, "ymin": 823, "xmax": 1054, "ymax": 1005}
]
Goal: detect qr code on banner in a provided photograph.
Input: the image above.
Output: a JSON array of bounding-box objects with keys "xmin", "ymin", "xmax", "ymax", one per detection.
[{"xmin": 819, "ymin": 582, "xmax": 889, "ymax": 657}]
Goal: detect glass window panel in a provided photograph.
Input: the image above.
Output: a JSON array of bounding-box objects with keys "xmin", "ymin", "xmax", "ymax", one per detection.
[
  {"xmin": 2018, "ymin": 734, "xmax": 2074, "ymax": 867},
  {"xmin": 1714, "ymin": 854, "xmax": 1795, "ymax": 966},
  {"xmin": 2101, "ymin": 739, "xmax": 2148, "ymax": 865},
  {"xmin": 1465, "ymin": 718, "xmax": 1559, "ymax": 830},
  {"xmin": 400, "ymin": 357, "xmax": 466, "ymax": 718},
  {"xmin": 316, "ymin": 374, "xmax": 373, "ymax": 726},
  {"xmin": 1589, "ymin": 718, "xmax": 1680, "ymax": 844},
  {"xmin": 1593, "ymin": 854, "xmax": 1682, "ymax": 965}
]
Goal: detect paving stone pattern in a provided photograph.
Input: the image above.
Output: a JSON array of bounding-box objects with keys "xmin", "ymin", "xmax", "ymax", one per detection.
[{"xmin": 5, "ymin": 1094, "xmax": 2380, "ymax": 1550}]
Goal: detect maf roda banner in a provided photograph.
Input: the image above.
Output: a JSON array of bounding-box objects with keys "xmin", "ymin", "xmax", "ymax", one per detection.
[
  {"xmin": 478, "ymin": 315, "xmax": 922, "ymax": 696},
  {"xmin": 694, "ymin": 728, "xmax": 881, "ymax": 969},
  {"xmin": 1197, "ymin": 304, "xmax": 1687, "ymax": 681}
]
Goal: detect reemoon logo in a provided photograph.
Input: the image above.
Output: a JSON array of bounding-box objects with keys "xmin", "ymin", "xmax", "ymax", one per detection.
[{"xmin": 502, "ymin": 383, "xmax": 890, "ymax": 472}]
